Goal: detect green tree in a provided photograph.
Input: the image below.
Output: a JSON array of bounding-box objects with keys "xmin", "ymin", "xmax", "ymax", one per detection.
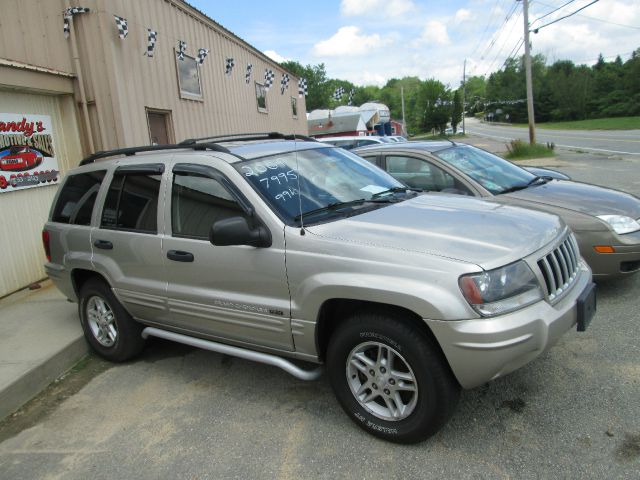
[{"xmin": 280, "ymin": 61, "xmax": 331, "ymax": 111}]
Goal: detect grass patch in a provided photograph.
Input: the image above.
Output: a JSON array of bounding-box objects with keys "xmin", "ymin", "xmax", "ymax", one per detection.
[
  {"xmin": 504, "ymin": 139, "xmax": 555, "ymax": 160},
  {"xmin": 512, "ymin": 116, "xmax": 640, "ymax": 130}
]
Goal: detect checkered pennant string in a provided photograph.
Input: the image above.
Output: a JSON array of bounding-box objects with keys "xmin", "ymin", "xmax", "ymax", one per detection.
[
  {"xmin": 264, "ymin": 69, "xmax": 275, "ymax": 90},
  {"xmin": 113, "ymin": 15, "xmax": 128, "ymax": 39},
  {"xmin": 63, "ymin": 7, "xmax": 90, "ymax": 39},
  {"xmin": 176, "ymin": 41, "xmax": 186, "ymax": 60},
  {"xmin": 144, "ymin": 29, "xmax": 157, "ymax": 57},
  {"xmin": 298, "ymin": 78, "xmax": 307, "ymax": 97},
  {"xmin": 225, "ymin": 58, "xmax": 235, "ymax": 75},
  {"xmin": 280, "ymin": 73, "xmax": 289, "ymax": 94},
  {"xmin": 197, "ymin": 48, "xmax": 209, "ymax": 66},
  {"xmin": 245, "ymin": 64, "xmax": 253, "ymax": 84},
  {"xmin": 333, "ymin": 86, "xmax": 345, "ymax": 101},
  {"xmin": 348, "ymin": 89, "xmax": 355, "ymax": 106}
]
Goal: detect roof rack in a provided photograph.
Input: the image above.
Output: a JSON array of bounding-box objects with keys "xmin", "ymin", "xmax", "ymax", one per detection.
[
  {"xmin": 79, "ymin": 142, "xmax": 231, "ymax": 166},
  {"xmin": 179, "ymin": 131, "xmax": 318, "ymax": 145}
]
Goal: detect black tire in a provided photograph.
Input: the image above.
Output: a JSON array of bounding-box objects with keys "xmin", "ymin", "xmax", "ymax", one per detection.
[
  {"xmin": 327, "ymin": 310, "xmax": 460, "ymax": 444},
  {"xmin": 78, "ymin": 278, "xmax": 145, "ymax": 362}
]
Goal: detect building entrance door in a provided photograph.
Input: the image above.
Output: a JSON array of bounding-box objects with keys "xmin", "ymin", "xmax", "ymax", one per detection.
[{"xmin": 146, "ymin": 109, "xmax": 173, "ymax": 145}]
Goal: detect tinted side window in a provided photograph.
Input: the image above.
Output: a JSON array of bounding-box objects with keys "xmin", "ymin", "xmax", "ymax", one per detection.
[
  {"xmin": 52, "ymin": 171, "xmax": 106, "ymax": 225},
  {"xmin": 172, "ymin": 172, "xmax": 247, "ymax": 239},
  {"xmin": 386, "ymin": 155, "xmax": 471, "ymax": 194},
  {"xmin": 101, "ymin": 174, "xmax": 161, "ymax": 233}
]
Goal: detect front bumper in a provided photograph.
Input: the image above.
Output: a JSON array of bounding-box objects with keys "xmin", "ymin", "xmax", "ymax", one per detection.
[
  {"xmin": 425, "ymin": 263, "xmax": 593, "ymax": 389},
  {"xmin": 577, "ymin": 229, "xmax": 640, "ymax": 279}
]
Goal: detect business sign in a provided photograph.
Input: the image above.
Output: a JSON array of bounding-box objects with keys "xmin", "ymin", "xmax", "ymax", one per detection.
[{"xmin": 0, "ymin": 113, "xmax": 60, "ymax": 193}]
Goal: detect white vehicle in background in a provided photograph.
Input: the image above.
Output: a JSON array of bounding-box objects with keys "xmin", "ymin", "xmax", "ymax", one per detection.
[{"xmin": 317, "ymin": 136, "xmax": 394, "ymax": 150}]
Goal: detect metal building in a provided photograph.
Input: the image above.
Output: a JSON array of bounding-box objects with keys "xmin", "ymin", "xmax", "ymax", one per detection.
[{"xmin": 0, "ymin": 0, "xmax": 307, "ymax": 296}]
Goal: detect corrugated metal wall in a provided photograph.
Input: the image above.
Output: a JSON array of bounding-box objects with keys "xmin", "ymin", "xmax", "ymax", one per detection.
[
  {"xmin": 0, "ymin": 91, "xmax": 83, "ymax": 296},
  {"xmin": 0, "ymin": 0, "xmax": 72, "ymax": 74},
  {"xmin": 72, "ymin": 0, "xmax": 307, "ymax": 149}
]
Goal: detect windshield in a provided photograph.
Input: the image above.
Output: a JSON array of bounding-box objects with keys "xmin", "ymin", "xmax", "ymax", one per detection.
[
  {"xmin": 235, "ymin": 146, "xmax": 406, "ymax": 225},
  {"xmin": 434, "ymin": 145, "xmax": 537, "ymax": 194}
]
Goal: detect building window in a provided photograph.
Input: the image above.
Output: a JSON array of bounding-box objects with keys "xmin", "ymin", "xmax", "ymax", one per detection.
[
  {"xmin": 255, "ymin": 82, "xmax": 267, "ymax": 113},
  {"xmin": 176, "ymin": 53, "xmax": 202, "ymax": 100},
  {"xmin": 291, "ymin": 97, "xmax": 298, "ymax": 118}
]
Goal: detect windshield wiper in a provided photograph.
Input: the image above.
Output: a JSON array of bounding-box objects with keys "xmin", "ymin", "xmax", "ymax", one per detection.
[
  {"xmin": 499, "ymin": 176, "xmax": 548, "ymax": 194},
  {"xmin": 371, "ymin": 187, "xmax": 419, "ymax": 199},
  {"xmin": 294, "ymin": 199, "xmax": 367, "ymax": 221}
]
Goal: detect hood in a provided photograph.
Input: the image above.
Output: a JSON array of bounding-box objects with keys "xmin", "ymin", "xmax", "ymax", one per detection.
[
  {"xmin": 503, "ymin": 180, "xmax": 640, "ymax": 219},
  {"xmin": 304, "ymin": 193, "xmax": 565, "ymax": 270}
]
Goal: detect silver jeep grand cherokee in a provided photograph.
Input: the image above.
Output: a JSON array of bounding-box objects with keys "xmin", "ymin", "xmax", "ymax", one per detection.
[{"xmin": 43, "ymin": 133, "xmax": 596, "ymax": 443}]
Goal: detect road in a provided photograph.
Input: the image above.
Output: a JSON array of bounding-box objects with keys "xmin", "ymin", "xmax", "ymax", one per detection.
[{"xmin": 465, "ymin": 117, "xmax": 640, "ymax": 156}]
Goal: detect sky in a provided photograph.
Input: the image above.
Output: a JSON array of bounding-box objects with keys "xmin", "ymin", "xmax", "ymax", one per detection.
[{"xmin": 187, "ymin": 0, "xmax": 640, "ymax": 88}]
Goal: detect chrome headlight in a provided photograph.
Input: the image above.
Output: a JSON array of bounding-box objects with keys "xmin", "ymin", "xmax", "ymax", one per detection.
[
  {"xmin": 459, "ymin": 261, "xmax": 544, "ymax": 317},
  {"xmin": 596, "ymin": 215, "xmax": 640, "ymax": 235}
]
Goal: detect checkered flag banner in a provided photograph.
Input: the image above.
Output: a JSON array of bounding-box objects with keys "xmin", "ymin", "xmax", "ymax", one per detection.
[
  {"xmin": 333, "ymin": 86, "xmax": 345, "ymax": 101},
  {"xmin": 144, "ymin": 29, "xmax": 157, "ymax": 57},
  {"xmin": 63, "ymin": 7, "xmax": 90, "ymax": 39},
  {"xmin": 298, "ymin": 78, "xmax": 307, "ymax": 97},
  {"xmin": 245, "ymin": 64, "xmax": 253, "ymax": 84},
  {"xmin": 114, "ymin": 15, "xmax": 128, "ymax": 39},
  {"xmin": 280, "ymin": 73, "xmax": 289, "ymax": 94},
  {"xmin": 225, "ymin": 58, "xmax": 235, "ymax": 75},
  {"xmin": 176, "ymin": 40, "xmax": 186, "ymax": 60},
  {"xmin": 197, "ymin": 48, "xmax": 209, "ymax": 66},
  {"xmin": 348, "ymin": 89, "xmax": 355, "ymax": 106},
  {"xmin": 264, "ymin": 69, "xmax": 275, "ymax": 90}
]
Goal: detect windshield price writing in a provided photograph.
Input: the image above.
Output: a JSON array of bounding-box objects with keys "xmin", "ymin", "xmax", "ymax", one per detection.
[{"xmin": 241, "ymin": 159, "xmax": 299, "ymax": 202}]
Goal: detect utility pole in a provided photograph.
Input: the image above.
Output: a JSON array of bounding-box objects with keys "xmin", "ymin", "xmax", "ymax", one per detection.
[
  {"xmin": 522, "ymin": 0, "xmax": 536, "ymax": 144},
  {"xmin": 401, "ymin": 86, "xmax": 407, "ymax": 136},
  {"xmin": 462, "ymin": 58, "xmax": 466, "ymax": 134}
]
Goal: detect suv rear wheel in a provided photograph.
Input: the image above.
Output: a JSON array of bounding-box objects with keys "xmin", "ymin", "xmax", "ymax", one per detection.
[
  {"xmin": 78, "ymin": 278, "xmax": 145, "ymax": 362},
  {"xmin": 327, "ymin": 310, "xmax": 460, "ymax": 443}
]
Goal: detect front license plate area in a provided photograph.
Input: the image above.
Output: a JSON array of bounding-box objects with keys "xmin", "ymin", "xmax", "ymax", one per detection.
[{"xmin": 577, "ymin": 282, "xmax": 596, "ymax": 332}]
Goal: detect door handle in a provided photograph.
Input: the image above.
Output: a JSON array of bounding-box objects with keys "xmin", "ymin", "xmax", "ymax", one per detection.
[
  {"xmin": 93, "ymin": 239, "xmax": 113, "ymax": 250},
  {"xmin": 167, "ymin": 250, "xmax": 194, "ymax": 262}
]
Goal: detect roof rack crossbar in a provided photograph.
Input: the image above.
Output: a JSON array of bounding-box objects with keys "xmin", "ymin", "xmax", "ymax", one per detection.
[
  {"xmin": 180, "ymin": 132, "xmax": 317, "ymax": 145},
  {"xmin": 79, "ymin": 143, "xmax": 231, "ymax": 166}
]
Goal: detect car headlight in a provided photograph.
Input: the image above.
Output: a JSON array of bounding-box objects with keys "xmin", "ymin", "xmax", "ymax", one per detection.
[
  {"xmin": 596, "ymin": 215, "xmax": 640, "ymax": 235},
  {"xmin": 459, "ymin": 261, "xmax": 544, "ymax": 317}
]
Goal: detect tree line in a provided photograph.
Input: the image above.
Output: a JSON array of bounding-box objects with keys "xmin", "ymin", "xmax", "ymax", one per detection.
[{"xmin": 282, "ymin": 47, "xmax": 639, "ymax": 134}]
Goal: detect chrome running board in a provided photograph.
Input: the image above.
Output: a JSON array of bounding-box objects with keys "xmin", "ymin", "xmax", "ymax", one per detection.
[{"xmin": 141, "ymin": 327, "xmax": 323, "ymax": 381}]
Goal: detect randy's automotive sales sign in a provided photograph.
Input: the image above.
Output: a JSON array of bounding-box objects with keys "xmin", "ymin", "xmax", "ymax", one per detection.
[{"xmin": 0, "ymin": 113, "xmax": 60, "ymax": 193}]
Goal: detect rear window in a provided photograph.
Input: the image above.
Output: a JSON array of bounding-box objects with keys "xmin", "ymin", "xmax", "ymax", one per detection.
[{"xmin": 51, "ymin": 171, "xmax": 106, "ymax": 225}]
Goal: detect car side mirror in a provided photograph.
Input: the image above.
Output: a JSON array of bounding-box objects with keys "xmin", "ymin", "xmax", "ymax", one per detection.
[{"xmin": 209, "ymin": 216, "xmax": 272, "ymax": 248}]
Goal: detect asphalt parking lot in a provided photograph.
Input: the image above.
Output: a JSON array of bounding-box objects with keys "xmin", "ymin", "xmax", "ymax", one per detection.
[{"xmin": 0, "ymin": 143, "xmax": 638, "ymax": 479}]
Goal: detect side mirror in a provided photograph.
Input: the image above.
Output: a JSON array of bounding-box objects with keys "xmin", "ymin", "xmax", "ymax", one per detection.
[{"xmin": 209, "ymin": 216, "xmax": 272, "ymax": 248}]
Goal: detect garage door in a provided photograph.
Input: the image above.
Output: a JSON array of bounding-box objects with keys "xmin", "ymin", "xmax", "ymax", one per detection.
[{"xmin": 0, "ymin": 90, "xmax": 83, "ymax": 297}]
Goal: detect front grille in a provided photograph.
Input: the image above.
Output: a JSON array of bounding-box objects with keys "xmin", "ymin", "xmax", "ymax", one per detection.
[{"xmin": 537, "ymin": 234, "xmax": 580, "ymax": 302}]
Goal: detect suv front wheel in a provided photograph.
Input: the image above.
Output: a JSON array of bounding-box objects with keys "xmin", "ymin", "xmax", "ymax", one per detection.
[
  {"xmin": 78, "ymin": 278, "xmax": 145, "ymax": 362},
  {"xmin": 327, "ymin": 310, "xmax": 460, "ymax": 443}
]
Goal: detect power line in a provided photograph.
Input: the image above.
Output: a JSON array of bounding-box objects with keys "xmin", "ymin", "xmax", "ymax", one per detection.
[
  {"xmin": 530, "ymin": 0, "xmax": 577, "ymax": 25},
  {"xmin": 479, "ymin": 1, "xmax": 520, "ymax": 61},
  {"xmin": 535, "ymin": 0, "xmax": 640, "ymax": 30},
  {"xmin": 532, "ymin": 0, "xmax": 600, "ymax": 33},
  {"xmin": 469, "ymin": 0, "xmax": 509, "ymax": 58},
  {"xmin": 482, "ymin": 10, "xmax": 523, "ymax": 77}
]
